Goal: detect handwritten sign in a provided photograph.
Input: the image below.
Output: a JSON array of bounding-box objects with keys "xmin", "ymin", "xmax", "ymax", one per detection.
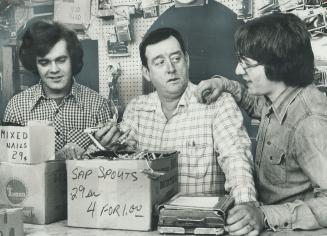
[
  {"xmin": 0, "ymin": 126, "xmax": 55, "ymax": 164},
  {"xmin": 67, "ymin": 155, "xmax": 178, "ymax": 231},
  {"xmin": 54, "ymin": 0, "xmax": 91, "ymax": 29}
]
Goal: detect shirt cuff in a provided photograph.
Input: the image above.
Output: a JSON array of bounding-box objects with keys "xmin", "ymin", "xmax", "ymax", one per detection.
[
  {"xmin": 260, "ymin": 205, "xmax": 292, "ymax": 231},
  {"xmin": 224, "ymin": 80, "xmax": 242, "ymax": 103},
  {"xmin": 232, "ymin": 187, "xmax": 257, "ymax": 204}
]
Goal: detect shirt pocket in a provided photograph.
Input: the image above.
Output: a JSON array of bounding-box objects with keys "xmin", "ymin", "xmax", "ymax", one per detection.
[
  {"xmin": 183, "ymin": 142, "xmax": 210, "ymax": 179},
  {"xmin": 263, "ymin": 147, "xmax": 287, "ymax": 185}
]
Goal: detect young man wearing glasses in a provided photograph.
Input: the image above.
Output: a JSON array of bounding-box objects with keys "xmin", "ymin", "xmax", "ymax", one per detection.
[{"xmin": 195, "ymin": 13, "xmax": 327, "ymax": 235}]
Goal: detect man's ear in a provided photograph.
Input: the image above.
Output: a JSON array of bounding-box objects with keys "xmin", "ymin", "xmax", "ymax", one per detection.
[
  {"xmin": 185, "ymin": 52, "xmax": 190, "ymax": 69},
  {"xmin": 142, "ymin": 66, "xmax": 151, "ymax": 82}
]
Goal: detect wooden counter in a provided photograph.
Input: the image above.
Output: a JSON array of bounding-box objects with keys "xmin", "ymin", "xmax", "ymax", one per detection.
[{"xmin": 25, "ymin": 220, "xmax": 327, "ymax": 236}]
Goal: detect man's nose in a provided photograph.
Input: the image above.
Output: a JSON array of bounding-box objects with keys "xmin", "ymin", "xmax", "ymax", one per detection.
[
  {"xmin": 49, "ymin": 62, "xmax": 60, "ymax": 73},
  {"xmin": 235, "ymin": 62, "xmax": 245, "ymax": 75},
  {"xmin": 166, "ymin": 60, "xmax": 176, "ymax": 73}
]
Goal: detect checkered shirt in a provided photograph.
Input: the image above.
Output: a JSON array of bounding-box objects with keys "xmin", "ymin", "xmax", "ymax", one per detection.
[
  {"xmin": 119, "ymin": 82, "xmax": 257, "ymax": 203},
  {"xmin": 3, "ymin": 81, "xmax": 114, "ymax": 151}
]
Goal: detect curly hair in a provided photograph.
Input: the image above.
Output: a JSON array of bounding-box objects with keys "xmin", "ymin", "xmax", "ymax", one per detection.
[{"xmin": 19, "ymin": 20, "xmax": 83, "ymax": 76}]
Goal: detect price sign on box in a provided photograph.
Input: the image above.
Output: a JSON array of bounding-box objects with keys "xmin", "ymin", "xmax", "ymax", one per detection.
[
  {"xmin": 0, "ymin": 126, "xmax": 55, "ymax": 164},
  {"xmin": 67, "ymin": 152, "xmax": 178, "ymax": 231}
]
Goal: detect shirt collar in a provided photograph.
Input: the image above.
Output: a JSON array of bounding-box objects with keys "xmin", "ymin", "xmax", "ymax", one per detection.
[
  {"xmin": 29, "ymin": 78, "xmax": 81, "ymax": 111},
  {"xmin": 268, "ymin": 86, "xmax": 303, "ymax": 124}
]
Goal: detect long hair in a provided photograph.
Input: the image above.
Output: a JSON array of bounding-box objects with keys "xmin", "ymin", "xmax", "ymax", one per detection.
[
  {"xmin": 235, "ymin": 13, "xmax": 314, "ymax": 87},
  {"xmin": 19, "ymin": 20, "xmax": 83, "ymax": 76}
]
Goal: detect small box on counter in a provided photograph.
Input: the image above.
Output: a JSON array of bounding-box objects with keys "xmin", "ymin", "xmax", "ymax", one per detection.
[
  {"xmin": 67, "ymin": 151, "xmax": 178, "ymax": 231},
  {"xmin": 0, "ymin": 161, "xmax": 67, "ymax": 224},
  {"xmin": 0, "ymin": 208, "xmax": 24, "ymax": 236},
  {"xmin": 0, "ymin": 125, "xmax": 55, "ymax": 164},
  {"xmin": 157, "ymin": 194, "xmax": 234, "ymax": 235}
]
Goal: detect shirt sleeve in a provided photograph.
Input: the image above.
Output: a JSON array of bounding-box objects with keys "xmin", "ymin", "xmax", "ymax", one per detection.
[
  {"xmin": 224, "ymin": 79, "xmax": 265, "ymax": 120},
  {"xmin": 96, "ymin": 99, "xmax": 115, "ymax": 124},
  {"xmin": 118, "ymin": 98, "xmax": 139, "ymax": 144},
  {"xmin": 261, "ymin": 116, "xmax": 327, "ymax": 231},
  {"xmin": 2, "ymin": 97, "xmax": 22, "ymax": 125},
  {"xmin": 212, "ymin": 93, "xmax": 257, "ymax": 204}
]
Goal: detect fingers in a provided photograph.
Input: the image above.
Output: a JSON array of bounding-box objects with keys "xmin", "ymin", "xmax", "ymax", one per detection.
[
  {"xmin": 124, "ymin": 139, "xmax": 137, "ymax": 151},
  {"xmin": 205, "ymin": 87, "xmax": 220, "ymax": 105},
  {"xmin": 226, "ymin": 205, "xmax": 252, "ymax": 234},
  {"xmin": 227, "ymin": 205, "xmax": 247, "ymax": 224},
  {"xmin": 94, "ymin": 125, "xmax": 121, "ymax": 148},
  {"xmin": 94, "ymin": 123, "xmax": 115, "ymax": 139},
  {"xmin": 246, "ymin": 229, "xmax": 260, "ymax": 236},
  {"xmin": 229, "ymin": 224, "xmax": 254, "ymax": 236},
  {"xmin": 195, "ymin": 81, "xmax": 211, "ymax": 103},
  {"xmin": 195, "ymin": 77, "xmax": 226, "ymax": 104}
]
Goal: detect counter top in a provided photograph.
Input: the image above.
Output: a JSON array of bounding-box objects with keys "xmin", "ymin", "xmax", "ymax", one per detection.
[{"xmin": 24, "ymin": 221, "xmax": 327, "ymax": 236}]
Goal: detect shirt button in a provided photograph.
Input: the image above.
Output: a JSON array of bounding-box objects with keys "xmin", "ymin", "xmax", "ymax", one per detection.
[
  {"xmin": 274, "ymin": 225, "xmax": 278, "ymax": 230},
  {"xmin": 269, "ymin": 156, "xmax": 273, "ymax": 160},
  {"xmin": 55, "ymin": 109, "xmax": 59, "ymax": 114},
  {"xmin": 284, "ymin": 222, "xmax": 289, "ymax": 227},
  {"xmin": 267, "ymin": 141, "xmax": 271, "ymax": 145}
]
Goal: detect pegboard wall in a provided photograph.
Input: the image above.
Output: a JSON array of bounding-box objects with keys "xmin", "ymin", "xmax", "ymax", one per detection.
[{"xmin": 85, "ymin": 0, "xmax": 259, "ymax": 107}]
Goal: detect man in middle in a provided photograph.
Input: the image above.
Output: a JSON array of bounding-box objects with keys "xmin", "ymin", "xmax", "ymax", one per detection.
[{"xmin": 95, "ymin": 27, "xmax": 256, "ymax": 204}]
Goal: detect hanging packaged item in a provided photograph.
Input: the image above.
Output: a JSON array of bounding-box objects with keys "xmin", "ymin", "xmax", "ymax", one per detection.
[
  {"xmin": 66, "ymin": 150, "xmax": 178, "ymax": 231},
  {"xmin": 157, "ymin": 194, "xmax": 234, "ymax": 235},
  {"xmin": 54, "ymin": 0, "xmax": 91, "ymax": 29}
]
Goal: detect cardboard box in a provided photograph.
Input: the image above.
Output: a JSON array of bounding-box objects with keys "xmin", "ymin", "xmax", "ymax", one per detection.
[
  {"xmin": 0, "ymin": 161, "xmax": 67, "ymax": 224},
  {"xmin": 67, "ymin": 152, "xmax": 178, "ymax": 231},
  {"xmin": 0, "ymin": 208, "xmax": 24, "ymax": 236},
  {"xmin": 0, "ymin": 126, "xmax": 55, "ymax": 164}
]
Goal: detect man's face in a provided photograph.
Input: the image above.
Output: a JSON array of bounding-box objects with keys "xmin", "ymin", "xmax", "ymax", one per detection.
[
  {"xmin": 142, "ymin": 36, "xmax": 189, "ymax": 99},
  {"xmin": 235, "ymin": 57, "xmax": 278, "ymax": 97},
  {"xmin": 36, "ymin": 39, "xmax": 73, "ymax": 98}
]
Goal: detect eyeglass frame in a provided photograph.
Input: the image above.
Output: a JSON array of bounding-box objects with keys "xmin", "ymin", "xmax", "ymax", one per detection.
[
  {"xmin": 238, "ymin": 61, "xmax": 261, "ymax": 71},
  {"xmin": 235, "ymin": 53, "xmax": 262, "ymax": 72}
]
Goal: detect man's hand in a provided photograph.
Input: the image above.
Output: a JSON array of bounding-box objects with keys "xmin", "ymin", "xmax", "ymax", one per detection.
[
  {"xmin": 225, "ymin": 203, "xmax": 265, "ymax": 236},
  {"xmin": 94, "ymin": 123, "xmax": 122, "ymax": 150},
  {"xmin": 194, "ymin": 75, "xmax": 227, "ymax": 104}
]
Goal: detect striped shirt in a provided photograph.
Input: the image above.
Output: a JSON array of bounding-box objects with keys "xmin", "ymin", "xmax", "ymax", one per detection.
[
  {"xmin": 3, "ymin": 81, "xmax": 114, "ymax": 151},
  {"xmin": 120, "ymin": 82, "xmax": 257, "ymax": 203}
]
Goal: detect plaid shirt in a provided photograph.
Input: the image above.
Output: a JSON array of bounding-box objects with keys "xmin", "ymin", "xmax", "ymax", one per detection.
[
  {"xmin": 3, "ymin": 81, "xmax": 114, "ymax": 151},
  {"xmin": 120, "ymin": 82, "xmax": 257, "ymax": 203}
]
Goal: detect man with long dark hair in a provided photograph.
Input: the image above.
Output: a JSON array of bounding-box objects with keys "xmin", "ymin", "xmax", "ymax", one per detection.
[{"xmin": 195, "ymin": 13, "xmax": 327, "ymax": 235}]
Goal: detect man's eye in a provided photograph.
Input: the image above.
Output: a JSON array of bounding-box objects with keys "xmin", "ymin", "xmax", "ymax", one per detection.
[
  {"xmin": 171, "ymin": 56, "xmax": 181, "ymax": 63},
  {"xmin": 57, "ymin": 57, "xmax": 67, "ymax": 63},
  {"xmin": 38, "ymin": 60, "xmax": 49, "ymax": 66},
  {"xmin": 154, "ymin": 59, "xmax": 165, "ymax": 66}
]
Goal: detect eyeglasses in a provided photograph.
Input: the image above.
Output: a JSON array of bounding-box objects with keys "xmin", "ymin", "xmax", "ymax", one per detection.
[{"xmin": 238, "ymin": 61, "xmax": 261, "ymax": 72}]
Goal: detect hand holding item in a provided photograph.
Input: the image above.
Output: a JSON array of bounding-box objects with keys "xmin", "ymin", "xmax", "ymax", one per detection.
[
  {"xmin": 93, "ymin": 122, "xmax": 122, "ymax": 151},
  {"xmin": 225, "ymin": 203, "xmax": 265, "ymax": 236}
]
